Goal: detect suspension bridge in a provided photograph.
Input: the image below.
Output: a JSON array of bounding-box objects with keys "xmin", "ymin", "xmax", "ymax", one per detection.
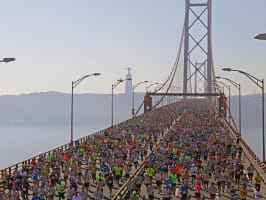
[{"xmin": 0, "ymin": 0, "xmax": 265, "ymax": 199}]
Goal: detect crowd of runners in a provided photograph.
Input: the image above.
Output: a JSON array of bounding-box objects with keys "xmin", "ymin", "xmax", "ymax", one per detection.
[
  {"xmin": 126, "ymin": 100, "xmax": 264, "ymax": 200},
  {"xmin": 0, "ymin": 99, "xmax": 264, "ymax": 200},
  {"xmin": 0, "ymin": 100, "xmax": 181, "ymax": 200}
]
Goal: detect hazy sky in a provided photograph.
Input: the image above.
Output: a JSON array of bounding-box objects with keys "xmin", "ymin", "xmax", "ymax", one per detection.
[{"xmin": 0, "ymin": 0, "xmax": 265, "ymax": 95}]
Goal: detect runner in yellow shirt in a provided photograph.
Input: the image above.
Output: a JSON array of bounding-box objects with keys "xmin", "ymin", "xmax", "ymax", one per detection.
[{"xmin": 254, "ymin": 172, "xmax": 262, "ymax": 190}]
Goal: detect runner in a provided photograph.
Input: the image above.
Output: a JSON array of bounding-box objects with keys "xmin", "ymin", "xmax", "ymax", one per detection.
[
  {"xmin": 254, "ymin": 185, "xmax": 264, "ymax": 200},
  {"xmin": 247, "ymin": 163, "xmax": 255, "ymax": 182},
  {"xmin": 208, "ymin": 182, "xmax": 217, "ymax": 200},
  {"xmin": 0, "ymin": 100, "xmax": 264, "ymax": 200},
  {"xmin": 194, "ymin": 181, "xmax": 202, "ymax": 200}
]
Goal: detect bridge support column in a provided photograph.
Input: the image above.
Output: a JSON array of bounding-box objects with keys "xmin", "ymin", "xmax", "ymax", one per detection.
[
  {"xmin": 144, "ymin": 94, "xmax": 152, "ymax": 113},
  {"xmin": 183, "ymin": 0, "xmax": 189, "ymax": 99},
  {"xmin": 183, "ymin": 0, "xmax": 213, "ymax": 99},
  {"xmin": 207, "ymin": 0, "xmax": 212, "ymax": 100},
  {"xmin": 219, "ymin": 94, "xmax": 227, "ymax": 117}
]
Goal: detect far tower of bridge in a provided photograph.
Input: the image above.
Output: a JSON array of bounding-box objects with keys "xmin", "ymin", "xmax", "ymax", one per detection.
[{"xmin": 183, "ymin": 0, "xmax": 214, "ymax": 98}]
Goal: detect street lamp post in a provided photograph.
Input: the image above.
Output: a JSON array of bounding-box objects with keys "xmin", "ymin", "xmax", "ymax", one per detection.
[
  {"xmin": 71, "ymin": 73, "xmax": 100, "ymax": 143},
  {"xmin": 111, "ymin": 79, "xmax": 123, "ymax": 128},
  {"xmin": 216, "ymin": 76, "xmax": 241, "ymax": 137},
  {"xmin": 146, "ymin": 82, "xmax": 159, "ymax": 93},
  {"xmin": 145, "ymin": 82, "xmax": 158, "ymax": 112},
  {"xmin": 212, "ymin": 81, "xmax": 223, "ymax": 93},
  {"xmin": 213, "ymin": 80, "xmax": 231, "ymax": 123},
  {"xmin": 218, "ymin": 81, "xmax": 231, "ymax": 121},
  {"xmin": 254, "ymin": 33, "xmax": 266, "ymax": 162},
  {"xmin": 222, "ymin": 68, "xmax": 265, "ymax": 162},
  {"xmin": 212, "ymin": 81, "xmax": 224, "ymax": 110},
  {"xmin": 132, "ymin": 81, "xmax": 148, "ymax": 117},
  {"xmin": 111, "ymin": 78, "xmax": 131, "ymax": 127}
]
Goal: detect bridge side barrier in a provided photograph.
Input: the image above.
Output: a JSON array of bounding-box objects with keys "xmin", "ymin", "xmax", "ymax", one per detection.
[
  {"xmin": 0, "ymin": 116, "xmax": 135, "ymax": 179},
  {"xmin": 0, "ymin": 128, "xmax": 105, "ymax": 180},
  {"xmin": 0, "ymin": 124, "xmax": 126, "ymax": 180},
  {"xmin": 211, "ymin": 102, "xmax": 265, "ymax": 186},
  {"xmin": 221, "ymin": 117, "xmax": 266, "ymax": 184},
  {"xmin": 212, "ymin": 100, "xmax": 266, "ymax": 183}
]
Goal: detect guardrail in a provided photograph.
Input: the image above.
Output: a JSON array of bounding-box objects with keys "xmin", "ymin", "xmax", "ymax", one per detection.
[
  {"xmin": 222, "ymin": 117, "xmax": 266, "ymax": 182},
  {"xmin": 212, "ymin": 101, "xmax": 266, "ymax": 182},
  {"xmin": 0, "ymin": 128, "xmax": 104, "ymax": 179},
  {"xmin": 0, "ymin": 115, "xmax": 137, "ymax": 180}
]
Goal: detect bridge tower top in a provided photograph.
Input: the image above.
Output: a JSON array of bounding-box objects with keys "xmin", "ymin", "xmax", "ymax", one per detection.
[{"xmin": 183, "ymin": 0, "xmax": 213, "ymax": 99}]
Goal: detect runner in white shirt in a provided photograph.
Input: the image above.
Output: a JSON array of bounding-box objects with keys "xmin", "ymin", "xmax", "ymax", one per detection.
[
  {"xmin": 254, "ymin": 186, "xmax": 263, "ymax": 200},
  {"xmin": 72, "ymin": 192, "xmax": 82, "ymax": 200},
  {"xmin": 190, "ymin": 165, "xmax": 197, "ymax": 185}
]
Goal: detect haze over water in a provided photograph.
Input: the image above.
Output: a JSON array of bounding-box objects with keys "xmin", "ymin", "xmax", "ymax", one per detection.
[{"xmin": 0, "ymin": 124, "xmax": 108, "ymax": 169}]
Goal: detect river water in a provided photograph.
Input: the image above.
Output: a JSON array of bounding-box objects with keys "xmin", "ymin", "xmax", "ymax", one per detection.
[
  {"xmin": 0, "ymin": 125, "xmax": 264, "ymax": 169},
  {"xmin": 242, "ymin": 127, "xmax": 265, "ymax": 161},
  {"xmin": 0, "ymin": 124, "xmax": 108, "ymax": 169}
]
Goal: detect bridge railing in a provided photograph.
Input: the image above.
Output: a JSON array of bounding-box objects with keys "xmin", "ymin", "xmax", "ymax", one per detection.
[
  {"xmin": 0, "ymin": 119, "xmax": 136, "ymax": 179},
  {"xmin": 0, "ymin": 127, "xmax": 105, "ymax": 180},
  {"xmin": 0, "ymin": 113, "xmax": 138, "ymax": 180},
  {"xmin": 215, "ymin": 97, "xmax": 266, "ymax": 181},
  {"xmin": 212, "ymin": 99, "xmax": 266, "ymax": 184},
  {"xmin": 222, "ymin": 117, "xmax": 266, "ymax": 184}
]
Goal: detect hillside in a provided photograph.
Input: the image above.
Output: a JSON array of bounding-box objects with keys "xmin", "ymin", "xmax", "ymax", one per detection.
[
  {"xmin": 0, "ymin": 92, "xmax": 144, "ymax": 126},
  {"xmin": 0, "ymin": 92, "xmax": 264, "ymax": 129}
]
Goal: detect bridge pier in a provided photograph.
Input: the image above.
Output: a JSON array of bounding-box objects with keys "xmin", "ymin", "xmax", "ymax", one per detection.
[{"xmin": 144, "ymin": 94, "xmax": 152, "ymax": 113}]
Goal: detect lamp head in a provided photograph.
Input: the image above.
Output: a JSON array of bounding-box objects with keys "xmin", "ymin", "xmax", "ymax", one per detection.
[
  {"xmin": 222, "ymin": 68, "xmax": 232, "ymax": 72},
  {"xmin": 93, "ymin": 73, "xmax": 101, "ymax": 76},
  {"xmin": 144, "ymin": 81, "xmax": 148, "ymax": 83},
  {"xmin": 255, "ymin": 33, "xmax": 266, "ymax": 40},
  {"xmin": 216, "ymin": 76, "xmax": 221, "ymax": 79},
  {"xmin": 2, "ymin": 58, "xmax": 16, "ymax": 63}
]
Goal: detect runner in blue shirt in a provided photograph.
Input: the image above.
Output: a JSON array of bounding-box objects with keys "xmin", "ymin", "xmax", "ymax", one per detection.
[
  {"xmin": 32, "ymin": 193, "xmax": 42, "ymax": 200},
  {"xmin": 180, "ymin": 184, "xmax": 188, "ymax": 200},
  {"xmin": 165, "ymin": 178, "xmax": 173, "ymax": 190}
]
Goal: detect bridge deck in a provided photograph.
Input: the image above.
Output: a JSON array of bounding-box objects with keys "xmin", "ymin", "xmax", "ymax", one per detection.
[{"xmin": 0, "ymin": 100, "xmax": 265, "ymax": 200}]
